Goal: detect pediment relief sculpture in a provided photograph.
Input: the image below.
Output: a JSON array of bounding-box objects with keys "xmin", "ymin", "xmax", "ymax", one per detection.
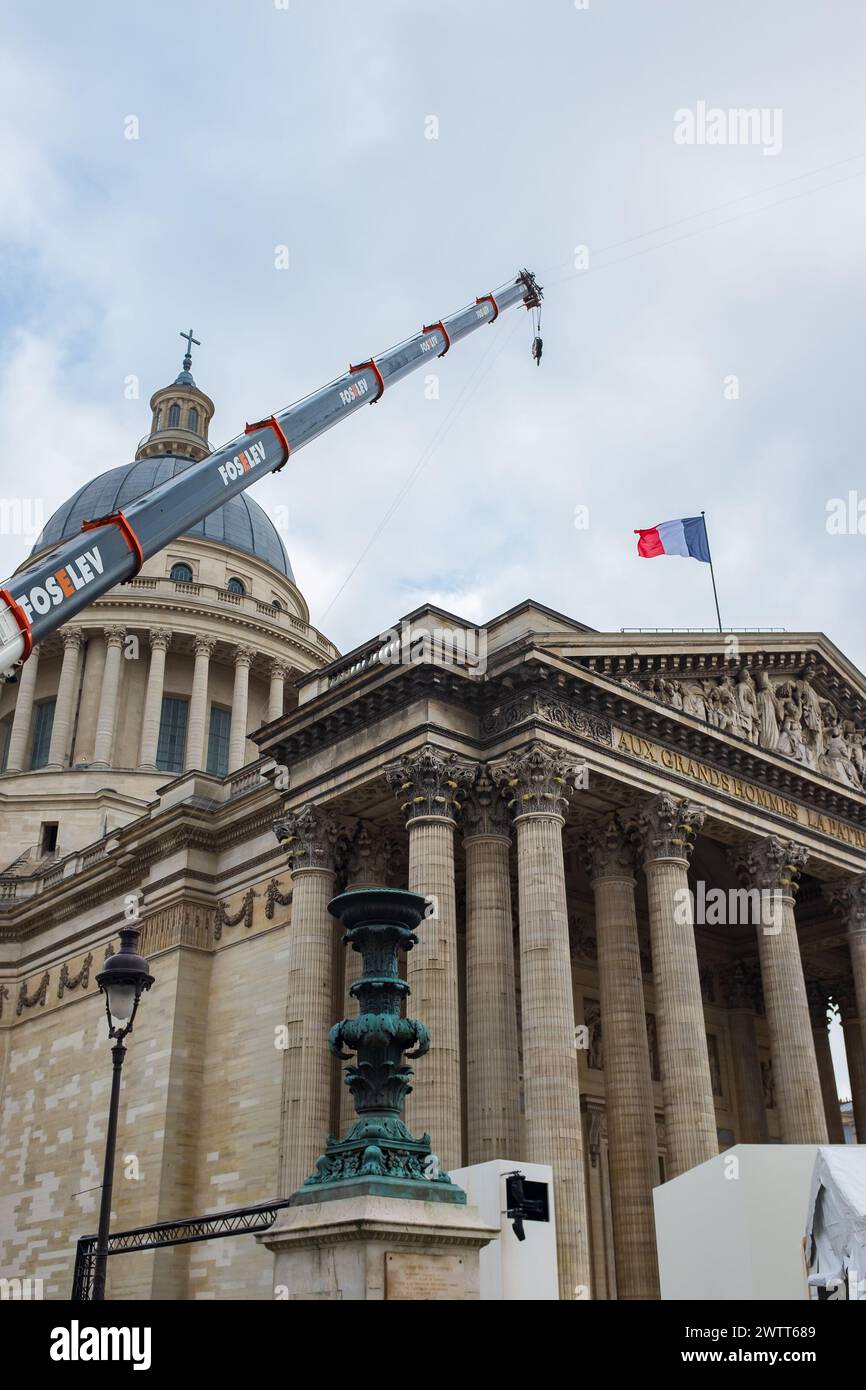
[{"xmin": 616, "ymin": 664, "xmax": 864, "ymax": 791}]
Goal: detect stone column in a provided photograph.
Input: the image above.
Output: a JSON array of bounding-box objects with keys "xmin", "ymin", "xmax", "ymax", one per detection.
[
  {"xmin": 268, "ymin": 661, "xmax": 287, "ymax": 724},
  {"xmin": 636, "ymin": 793, "xmax": 717, "ymax": 1179},
  {"xmin": 829, "ymin": 875, "xmax": 866, "ymax": 1078},
  {"xmin": 462, "ymin": 766, "xmax": 521, "ymax": 1166},
  {"xmin": 138, "ymin": 628, "xmax": 172, "ymax": 770},
  {"xmin": 719, "ymin": 960, "xmax": 769, "ymax": 1143},
  {"xmin": 806, "ymin": 981, "xmax": 844, "ymax": 1143},
  {"xmin": 732, "ymin": 837, "xmax": 827, "ymax": 1144},
  {"xmin": 491, "ymin": 742, "xmax": 591, "ymax": 1301},
  {"xmin": 832, "ymin": 981, "xmax": 866, "ymax": 1142},
  {"xmin": 185, "ymin": 635, "xmax": 215, "ymax": 771},
  {"xmin": 92, "ymin": 626, "xmax": 126, "ymax": 769},
  {"xmin": 581, "ymin": 815, "xmax": 660, "ymax": 1300},
  {"xmin": 384, "ymin": 747, "xmax": 472, "ymax": 1172},
  {"xmin": 4, "ymin": 646, "xmax": 40, "ymax": 773},
  {"xmin": 339, "ymin": 822, "xmax": 396, "ymax": 1135},
  {"xmin": 273, "ymin": 805, "xmax": 340, "ymax": 1194},
  {"xmin": 228, "ymin": 645, "xmax": 253, "ymax": 773},
  {"xmin": 46, "ymin": 627, "xmax": 83, "ymax": 769}
]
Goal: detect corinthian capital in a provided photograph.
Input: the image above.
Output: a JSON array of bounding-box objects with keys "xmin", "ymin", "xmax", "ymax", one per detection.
[
  {"xmin": 489, "ymin": 741, "xmax": 578, "ymax": 820},
  {"xmin": 234, "ymin": 645, "xmax": 254, "ymax": 668},
  {"xmin": 580, "ymin": 815, "xmax": 636, "ymax": 882},
  {"xmin": 462, "ymin": 764, "xmax": 511, "ymax": 839},
  {"xmin": 827, "ymin": 873, "xmax": 866, "ymax": 936},
  {"xmin": 346, "ymin": 821, "xmax": 396, "ymax": 886},
  {"xmin": 274, "ymin": 804, "xmax": 340, "ymax": 872},
  {"xmin": 103, "ymin": 625, "xmax": 126, "ymax": 648},
  {"xmin": 61, "ymin": 625, "xmax": 83, "ymax": 652},
  {"xmin": 634, "ymin": 792, "xmax": 705, "ymax": 865},
  {"xmin": 148, "ymin": 627, "xmax": 172, "ymax": 652},
  {"xmin": 730, "ymin": 836, "xmax": 809, "ymax": 895},
  {"xmin": 194, "ymin": 634, "xmax": 217, "ymax": 658},
  {"xmin": 383, "ymin": 745, "xmax": 474, "ymax": 823},
  {"xmin": 829, "ymin": 978, "xmax": 859, "ymax": 1024}
]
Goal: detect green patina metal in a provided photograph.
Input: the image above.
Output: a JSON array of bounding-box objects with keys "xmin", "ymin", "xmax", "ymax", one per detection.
[{"xmin": 291, "ymin": 886, "xmax": 466, "ymax": 1207}]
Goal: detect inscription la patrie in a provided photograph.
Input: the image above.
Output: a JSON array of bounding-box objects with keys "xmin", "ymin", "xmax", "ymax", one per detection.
[{"xmin": 614, "ymin": 728, "xmax": 866, "ymax": 851}]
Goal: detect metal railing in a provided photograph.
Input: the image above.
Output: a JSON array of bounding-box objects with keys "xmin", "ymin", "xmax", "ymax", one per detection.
[
  {"xmin": 620, "ymin": 626, "xmax": 788, "ymax": 634},
  {"xmin": 72, "ymin": 1198, "xmax": 294, "ymax": 1299}
]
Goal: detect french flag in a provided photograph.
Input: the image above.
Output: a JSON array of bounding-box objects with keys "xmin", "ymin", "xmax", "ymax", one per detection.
[{"xmin": 634, "ymin": 515, "xmax": 711, "ymax": 562}]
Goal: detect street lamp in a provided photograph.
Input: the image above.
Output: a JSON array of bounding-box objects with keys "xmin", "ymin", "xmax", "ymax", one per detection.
[{"xmin": 91, "ymin": 924, "xmax": 154, "ymax": 1301}]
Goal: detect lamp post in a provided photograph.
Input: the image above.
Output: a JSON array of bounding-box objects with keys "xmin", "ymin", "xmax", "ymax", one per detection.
[{"xmin": 92, "ymin": 925, "xmax": 154, "ymax": 1301}]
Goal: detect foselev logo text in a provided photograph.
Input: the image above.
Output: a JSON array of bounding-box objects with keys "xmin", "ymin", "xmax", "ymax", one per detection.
[{"xmin": 14, "ymin": 545, "xmax": 105, "ymax": 623}]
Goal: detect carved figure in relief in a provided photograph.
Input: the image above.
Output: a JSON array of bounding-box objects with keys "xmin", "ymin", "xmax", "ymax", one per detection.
[
  {"xmin": 682, "ymin": 681, "xmax": 707, "ymax": 722},
  {"xmin": 735, "ymin": 669, "xmax": 759, "ymax": 744},
  {"xmin": 819, "ymin": 725, "xmax": 861, "ymax": 789},
  {"xmin": 778, "ymin": 712, "xmax": 809, "ymax": 765},
  {"xmin": 756, "ymin": 669, "xmax": 783, "ymax": 751}
]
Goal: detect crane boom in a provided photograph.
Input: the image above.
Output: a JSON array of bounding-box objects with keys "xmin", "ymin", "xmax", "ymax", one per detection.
[{"xmin": 0, "ymin": 269, "xmax": 541, "ymax": 679}]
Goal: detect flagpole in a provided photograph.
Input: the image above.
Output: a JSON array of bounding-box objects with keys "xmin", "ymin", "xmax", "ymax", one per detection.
[{"xmin": 701, "ymin": 510, "xmax": 723, "ymax": 633}]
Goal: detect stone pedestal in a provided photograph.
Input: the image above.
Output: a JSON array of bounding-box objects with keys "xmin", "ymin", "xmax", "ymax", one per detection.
[{"xmin": 259, "ymin": 1195, "xmax": 499, "ymax": 1301}]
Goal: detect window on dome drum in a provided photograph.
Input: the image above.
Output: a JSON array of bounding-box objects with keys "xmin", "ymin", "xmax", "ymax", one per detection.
[
  {"xmin": 156, "ymin": 696, "xmax": 189, "ymax": 775},
  {"xmin": 168, "ymin": 403, "xmax": 181, "ymax": 428},
  {"xmin": 170, "ymin": 562, "xmax": 193, "ymax": 583},
  {"xmin": 226, "ymin": 577, "xmax": 245, "ymax": 596},
  {"xmin": 207, "ymin": 705, "xmax": 231, "ymax": 777},
  {"xmin": 30, "ymin": 700, "xmax": 56, "ymax": 770},
  {"xmin": 187, "ymin": 406, "xmax": 199, "ymax": 432},
  {"xmin": 271, "ymin": 598, "xmax": 282, "ymax": 610}
]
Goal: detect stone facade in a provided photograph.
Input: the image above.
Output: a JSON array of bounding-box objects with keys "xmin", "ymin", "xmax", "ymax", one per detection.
[{"xmin": 1, "ymin": 599, "xmax": 864, "ymax": 1300}]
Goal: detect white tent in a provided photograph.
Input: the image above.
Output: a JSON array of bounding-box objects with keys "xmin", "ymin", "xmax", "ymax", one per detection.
[{"xmin": 805, "ymin": 1147, "xmax": 866, "ymax": 1300}]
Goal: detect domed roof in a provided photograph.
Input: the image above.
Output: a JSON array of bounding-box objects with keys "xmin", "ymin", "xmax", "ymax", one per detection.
[{"xmin": 31, "ymin": 454, "xmax": 294, "ymax": 580}]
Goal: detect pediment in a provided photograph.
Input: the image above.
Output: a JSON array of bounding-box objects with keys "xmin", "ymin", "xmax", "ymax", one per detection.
[{"xmin": 547, "ymin": 634, "xmax": 866, "ymax": 795}]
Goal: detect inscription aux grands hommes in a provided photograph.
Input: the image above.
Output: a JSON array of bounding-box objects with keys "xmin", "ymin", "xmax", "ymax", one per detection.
[{"xmin": 614, "ymin": 728, "xmax": 866, "ymax": 851}]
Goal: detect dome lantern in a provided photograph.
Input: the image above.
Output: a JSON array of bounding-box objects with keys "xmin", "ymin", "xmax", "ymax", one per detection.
[{"xmin": 136, "ymin": 329, "xmax": 215, "ymax": 463}]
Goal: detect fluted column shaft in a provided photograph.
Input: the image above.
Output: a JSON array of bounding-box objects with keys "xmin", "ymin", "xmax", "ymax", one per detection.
[
  {"xmin": 758, "ymin": 915, "xmax": 826, "ymax": 1142},
  {"xmin": 185, "ymin": 637, "xmax": 214, "ymax": 771},
  {"xmin": 843, "ymin": 1017, "xmax": 866, "ymax": 1141},
  {"xmin": 5, "ymin": 647, "xmax": 40, "ymax": 772},
  {"xmin": 828, "ymin": 878, "xmax": 866, "ymax": 1105},
  {"xmin": 643, "ymin": 854, "xmax": 717, "ymax": 1177},
  {"xmin": 92, "ymin": 627, "xmax": 125, "ymax": 769},
  {"xmin": 514, "ymin": 808, "xmax": 590, "ymax": 1299},
  {"xmin": 46, "ymin": 628, "xmax": 82, "ymax": 768},
  {"xmin": 728, "ymin": 1008, "xmax": 769, "ymax": 1143},
  {"xmin": 268, "ymin": 663, "xmax": 286, "ymax": 724},
  {"xmin": 588, "ymin": 864, "xmax": 660, "ymax": 1299},
  {"xmin": 813, "ymin": 1023, "xmax": 844, "ymax": 1143},
  {"xmin": 228, "ymin": 647, "xmax": 252, "ymax": 773},
  {"xmin": 489, "ymin": 742, "xmax": 591, "ymax": 1300},
  {"xmin": 273, "ymin": 805, "xmax": 339, "ymax": 1196},
  {"xmin": 755, "ymin": 908, "xmax": 827, "ymax": 1142},
  {"xmin": 138, "ymin": 630, "xmax": 171, "ymax": 770},
  {"xmin": 281, "ymin": 865, "xmax": 336, "ymax": 1192},
  {"xmin": 405, "ymin": 813, "xmax": 461, "ymax": 1168},
  {"xmin": 851, "ymin": 930, "xmax": 866, "ymax": 1065},
  {"xmin": 464, "ymin": 831, "xmax": 521, "ymax": 1164}
]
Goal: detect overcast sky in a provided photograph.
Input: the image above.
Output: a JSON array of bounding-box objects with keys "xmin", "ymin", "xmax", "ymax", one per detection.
[{"xmin": 1, "ymin": 2, "xmax": 862, "ymax": 1091}]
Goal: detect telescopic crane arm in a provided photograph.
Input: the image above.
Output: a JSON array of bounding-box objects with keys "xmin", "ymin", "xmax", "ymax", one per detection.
[{"xmin": 0, "ymin": 269, "xmax": 542, "ymax": 680}]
